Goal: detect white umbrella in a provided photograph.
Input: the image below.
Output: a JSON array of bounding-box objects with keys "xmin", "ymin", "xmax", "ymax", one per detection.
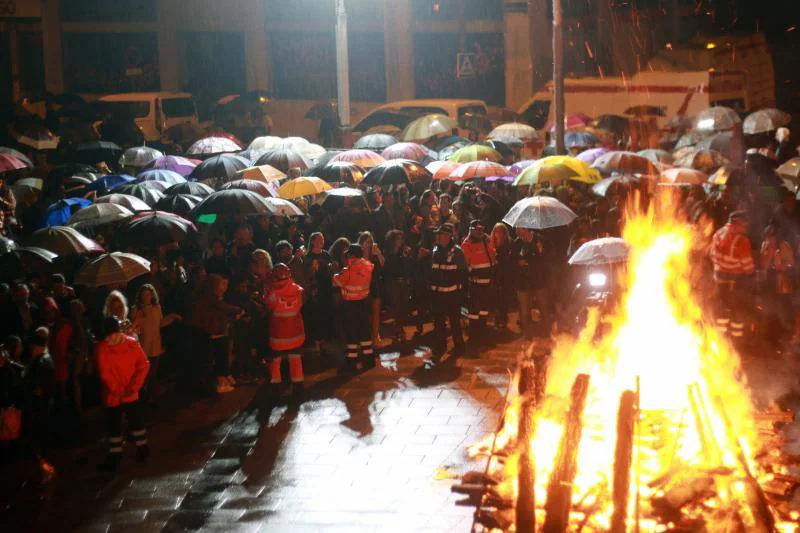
[
  {"xmin": 248, "ymin": 136, "xmax": 283, "ymax": 152},
  {"xmin": 489, "ymin": 122, "xmax": 538, "ymax": 141},
  {"xmin": 264, "ymin": 197, "xmax": 304, "ymax": 217},
  {"xmin": 693, "ymin": 106, "xmax": 741, "ymax": 133},
  {"xmin": 743, "ymin": 109, "xmax": 791, "ymax": 135},
  {"xmin": 502, "ymin": 196, "xmax": 577, "ymax": 229},
  {"xmin": 68, "ymin": 203, "xmax": 134, "ymax": 229},
  {"xmin": 569, "ymin": 237, "xmax": 630, "ymax": 266},
  {"xmin": 74, "ymin": 252, "xmax": 150, "ymax": 287},
  {"xmin": 120, "ymin": 146, "xmax": 163, "ymax": 168},
  {"xmin": 187, "ymin": 136, "xmax": 241, "ymax": 155},
  {"xmin": 95, "ymin": 193, "xmax": 151, "ymax": 212},
  {"xmin": 401, "ymin": 114, "xmax": 458, "ymax": 142},
  {"xmin": 659, "ymin": 167, "xmax": 708, "ymax": 185}
]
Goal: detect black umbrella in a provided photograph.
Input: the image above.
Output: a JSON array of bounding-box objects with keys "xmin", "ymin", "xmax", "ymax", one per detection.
[
  {"xmin": 189, "ymin": 154, "xmax": 249, "ymax": 183},
  {"xmin": 164, "ymin": 181, "xmax": 215, "ymax": 197},
  {"xmin": 354, "ymin": 133, "xmax": 398, "ymax": 152},
  {"xmin": 317, "ymin": 162, "xmax": 366, "ymax": 185},
  {"xmin": 319, "ymin": 187, "xmax": 368, "ymax": 210},
  {"xmin": 48, "ymin": 163, "xmax": 98, "ymax": 181},
  {"xmin": 25, "ymin": 226, "xmax": 104, "ymax": 256},
  {"xmin": 362, "ymin": 159, "xmax": 432, "ymax": 187},
  {"xmin": 255, "ymin": 148, "xmax": 310, "ymax": 173},
  {"xmin": 192, "ymin": 189, "xmax": 271, "ymax": 217},
  {"xmin": 118, "ymin": 211, "xmax": 196, "ymax": 248},
  {"xmin": 109, "ymin": 183, "xmax": 165, "ymax": 207},
  {"xmin": 68, "ymin": 140, "xmax": 123, "ymax": 165},
  {"xmin": 305, "ymin": 150, "xmax": 345, "ymax": 176},
  {"xmin": 479, "ymin": 140, "xmax": 515, "ymax": 162},
  {"xmin": 590, "ymin": 114, "xmax": 630, "ymax": 135},
  {"xmin": 155, "ymin": 194, "xmax": 203, "ymax": 218}
]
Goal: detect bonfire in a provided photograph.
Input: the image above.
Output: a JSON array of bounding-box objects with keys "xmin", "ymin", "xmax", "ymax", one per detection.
[{"xmin": 458, "ymin": 193, "xmax": 798, "ymax": 532}]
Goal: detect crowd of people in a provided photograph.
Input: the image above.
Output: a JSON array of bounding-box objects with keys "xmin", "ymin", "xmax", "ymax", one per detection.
[{"xmin": 0, "ymin": 110, "xmax": 798, "ymax": 480}]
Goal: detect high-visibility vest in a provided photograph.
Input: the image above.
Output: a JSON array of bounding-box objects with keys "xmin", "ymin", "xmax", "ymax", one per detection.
[
  {"xmin": 333, "ymin": 258, "xmax": 373, "ymax": 301},
  {"xmin": 710, "ymin": 223, "xmax": 755, "ymax": 279},
  {"xmin": 265, "ymin": 280, "xmax": 305, "ymax": 351},
  {"xmin": 461, "ymin": 237, "xmax": 495, "ymax": 284},
  {"xmin": 430, "ymin": 244, "xmax": 466, "ymax": 292}
]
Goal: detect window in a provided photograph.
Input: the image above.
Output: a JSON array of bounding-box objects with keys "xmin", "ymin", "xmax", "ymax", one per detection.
[
  {"xmin": 348, "ymin": 32, "xmax": 387, "ymax": 101},
  {"xmin": 399, "ymin": 106, "xmax": 448, "ymax": 117},
  {"xmin": 268, "ymin": 31, "xmax": 336, "ymax": 100},
  {"xmin": 162, "ymin": 98, "xmax": 197, "ymax": 118},
  {"xmin": 62, "ymin": 33, "xmax": 160, "ymax": 93},
  {"xmin": 101, "ymin": 101, "xmax": 151, "ymax": 118},
  {"xmin": 412, "ymin": 0, "xmax": 502, "ymax": 21},
  {"xmin": 457, "ymin": 105, "xmax": 487, "ymax": 120},
  {"xmin": 178, "ymin": 32, "xmax": 245, "ymax": 120},
  {"xmin": 61, "ymin": 0, "xmax": 156, "ymax": 22}
]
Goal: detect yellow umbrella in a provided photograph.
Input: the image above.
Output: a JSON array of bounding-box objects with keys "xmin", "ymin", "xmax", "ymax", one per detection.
[
  {"xmin": 401, "ymin": 114, "xmax": 458, "ymax": 142},
  {"xmin": 448, "ymin": 145, "xmax": 502, "ymax": 163},
  {"xmin": 236, "ymin": 164, "xmax": 286, "ymax": 183},
  {"xmin": 513, "ymin": 163, "xmax": 581, "ymax": 187},
  {"xmin": 535, "ymin": 155, "xmax": 601, "ymax": 183},
  {"xmin": 277, "ymin": 176, "xmax": 332, "ymax": 199}
]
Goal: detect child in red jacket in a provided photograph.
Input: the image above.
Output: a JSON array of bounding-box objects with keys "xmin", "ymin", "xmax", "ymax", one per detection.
[
  {"xmin": 264, "ymin": 263, "xmax": 305, "ymax": 397},
  {"xmin": 96, "ymin": 316, "xmax": 150, "ymax": 470}
]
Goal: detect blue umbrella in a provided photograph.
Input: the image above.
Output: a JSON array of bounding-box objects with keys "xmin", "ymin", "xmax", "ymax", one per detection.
[
  {"xmin": 565, "ymin": 131, "xmax": 599, "ymax": 149},
  {"xmin": 86, "ymin": 174, "xmax": 135, "ymax": 194},
  {"xmin": 136, "ymin": 169, "xmax": 187, "ymax": 185},
  {"xmin": 43, "ymin": 198, "xmax": 92, "ymax": 227}
]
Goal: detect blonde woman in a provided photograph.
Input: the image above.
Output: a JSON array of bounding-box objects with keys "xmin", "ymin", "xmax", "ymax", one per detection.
[
  {"xmin": 131, "ymin": 284, "xmax": 181, "ymax": 401},
  {"xmin": 103, "ymin": 290, "xmax": 136, "ymax": 337}
]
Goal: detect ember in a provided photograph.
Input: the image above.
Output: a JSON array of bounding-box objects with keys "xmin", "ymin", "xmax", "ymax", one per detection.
[{"xmin": 461, "ymin": 193, "xmax": 798, "ymax": 532}]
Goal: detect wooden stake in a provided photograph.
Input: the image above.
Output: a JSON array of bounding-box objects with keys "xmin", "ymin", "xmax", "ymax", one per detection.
[
  {"xmin": 611, "ymin": 390, "xmax": 636, "ymax": 533},
  {"xmin": 516, "ymin": 361, "xmax": 538, "ymax": 533}
]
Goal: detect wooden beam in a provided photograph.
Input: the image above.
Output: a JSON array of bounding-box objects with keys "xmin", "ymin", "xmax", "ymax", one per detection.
[
  {"xmin": 516, "ymin": 361, "xmax": 538, "ymax": 533},
  {"xmin": 611, "ymin": 390, "xmax": 636, "ymax": 533}
]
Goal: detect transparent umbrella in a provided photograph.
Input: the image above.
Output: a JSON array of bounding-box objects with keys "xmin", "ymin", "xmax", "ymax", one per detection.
[{"xmin": 502, "ymin": 197, "xmax": 577, "ymax": 229}]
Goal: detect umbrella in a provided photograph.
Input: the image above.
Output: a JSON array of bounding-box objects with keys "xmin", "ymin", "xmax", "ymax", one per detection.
[
  {"xmin": 565, "ymin": 131, "xmax": 599, "ymax": 149},
  {"xmin": 330, "ymin": 149, "xmax": 385, "ymax": 169},
  {"xmin": 624, "ymin": 105, "xmax": 666, "ymax": 117},
  {"xmin": 187, "ymin": 136, "xmax": 242, "ymax": 156},
  {"xmin": 255, "ymin": 148, "xmax": 310, "ymax": 173},
  {"xmin": 96, "ymin": 193, "xmax": 153, "ymax": 212},
  {"xmin": 426, "ymin": 160, "xmax": 461, "ymax": 180},
  {"xmin": 317, "ymin": 162, "xmax": 366, "ymax": 185},
  {"xmin": 120, "ymin": 146, "xmax": 163, "ymax": 168},
  {"xmin": 190, "ymin": 154, "xmax": 250, "ymax": 183},
  {"xmin": 11, "ymin": 178, "xmax": 43, "ymax": 202},
  {"xmin": 354, "ymin": 133, "xmax": 398, "ymax": 152},
  {"xmin": 508, "ymin": 160, "xmax": 537, "ymax": 176},
  {"xmin": 693, "ymin": 106, "xmax": 741, "ymax": 133},
  {"xmin": 119, "ymin": 211, "xmax": 195, "ymax": 247},
  {"xmin": 154, "ymin": 194, "xmax": 202, "ymax": 218},
  {"xmin": 363, "ymin": 159, "xmax": 433, "ymax": 187},
  {"xmin": 517, "ymin": 156, "xmax": 601, "ymax": 186},
  {"xmin": 0, "ymin": 235, "xmax": 17, "ymax": 255},
  {"xmin": 502, "ymin": 197, "xmax": 577, "ymax": 229},
  {"xmin": 513, "ymin": 163, "xmax": 581, "ymax": 187},
  {"xmin": 708, "ymin": 165, "xmax": 748, "ymax": 187},
  {"xmin": 743, "ymin": 109, "xmax": 791, "ymax": 135},
  {"xmin": 68, "ymin": 203, "xmax": 134, "ymax": 229},
  {"xmin": 673, "ymin": 149, "xmax": 729, "ymax": 174},
  {"xmin": 401, "ymin": 114, "xmax": 458, "ymax": 142},
  {"xmin": 164, "ymin": 181, "xmax": 215, "ymax": 197},
  {"xmin": 576, "ymin": 147, "xmax": 611, "ymax": 165},
  {"xmin": 381, "ymin": 142, "xmax": 430, "ymax": 162},
  {"xmin": 264, "ymin": 197, "xmax": 305, "ymax": 217},
  {"xmin": 448, "ymin": 145, "xmax": 502, "ymax": 163},
  {"xmin": 433, "ymin": 135, "xmax": 471, "ymax": 151},
  {"xmin": 44, "ymin": 198, "xmax": 92, "ymax": 227},
  {"xmin": 450, "ymin": 161, "xmax": 509, "ymax": 181},
  {"xmin": 283, "ymin": 136, "xmax": 309, "ymax": 146},
  {"xmin": 777, "ymin": 158, "xmax": 800, "ymax": 181},
  {"xmin": 486, "ymin": 175, "xmax": 515, "ymax": 183},
  {"xmin": 26, "ymin": 226, "xmax": 104, "ymax": 256},
  {"xmin": 86, "ymin": 174, "xmax": 135, "ymax": 194},
  {"xmin": 138, "ymin": 180, "xmax": 169, "ymax": 193},
  {"xmin": 249, "ymin": 136, "xmax": 284, "ymax": 152},
  {"xmin": 237, "ymin": 148, "xmax": 266, "ymax": 163},
  {"xmin": 489, "ymin": 122, "xmax": 538, "ymax": 141},
  {"xmin": 221, "ymin": 179, "xmax": 274, "ymax": 197},
  {"xmin": 0, "ymin": 154, "xmax": 27, "ymax": 173},
  {"xmin": 480, "ymin": 140, "xmax": 515, "ymax": 161},
  {"xmin": 277, "ymin": 177, "xmax": 332, "ymax": 199},
  {"xmin": 236, "ymin": 164, "xmax": 286, "ymax": 183},
  {"xmin": 695, "ymin": 131, "xmax": 733, "ymax": 156},
  {"xmin": 290, "ymin": 143, "xmax": 326, "ymax": 161},
  {"xmin": 192, "ymin": 189, "xmax": 272, "ymax": 217},
  {"xmin": 674, "ymin": 131, "xmax": 706, "ymax": 150},
  {"xmin": 69, "ymin": 140, "xmax": 123, "ymax": 165},
  {"xmin": 592, "ymin": 151, "xmax": 657, "ymax": 176},
  {"xmin": 109, "ymin": 184, "xmax": 164, "ymax": 207},
  {"xmin": 62, "ymin": 171, "xmax": 100, "ymax": 189},
  {"xmin": 10, "ymin": 121, "xmax": 59, "ymax": 150},
  {"xmin": 143, "ymin": 155, "xmax": 197, "ymax": 177},
  {"xmin": 590, "ymin": 115, "xmax": 630, "ymax": 135},
  {"xmin": 569, "ymin": 237, "xmax": 630, "ymax": 265},
  {"xmin": 637, "ymin": 149, "xmax": 674, "ymax": 165},
  {"xmin": 0, "ymin": 147, "xmax": 33, "ymax": 167},
  {"xmin": 591, "ymin": 175, "xmax": 640, "ymax": 197},
  {"xmin": 74, "ymin": 252, "xmax": 151, "ymax": 287},
  {"xmin": 547, "ymin": 113, "xmax": 592, "ymax": 132},
  {"xmin": 319, "ymin": 187, "xmax": 368, "ymax": 210},
  {"xmin": 135, "ymin": 169, "xmax": 186, "ymax": 185},
  {"xmin": 659, "ymin": 167, "xmax": 708, "ymax": 185}
]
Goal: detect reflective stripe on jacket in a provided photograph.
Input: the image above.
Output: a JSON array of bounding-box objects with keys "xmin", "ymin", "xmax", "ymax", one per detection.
[
  {"xmin": 710, "ymin": 223, "xmax": 755, "ymax": 278},
  {"xmin": 333, "ymin": 258, "xmax": 374, "ymax": 301},
  {"xmin": 266, "ymin": 280, "xmax": 305, "ymax": 351},
  {"xmin": 461, "ymin": 237, "xmax": 495, "ymax": 283}
]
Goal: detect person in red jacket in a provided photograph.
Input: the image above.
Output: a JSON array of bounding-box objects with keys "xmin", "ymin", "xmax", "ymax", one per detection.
[
  {"xmin": 709, "ymin": 211, "xmax": 755, "ymax": 339},
  {"xmin": 461, "ymin": 220, "xmax": 496, "ymax": 357},
  {"xmin": 333, "ymin": 244, "xmax": 375, "ymax": 372},
  {"xmin": 265, "ymin": 263, "xmax": 306, "ymax": 396},
  {"xmin": 96, "ymin": 316, "xmax": 150, "ymax": 470}
]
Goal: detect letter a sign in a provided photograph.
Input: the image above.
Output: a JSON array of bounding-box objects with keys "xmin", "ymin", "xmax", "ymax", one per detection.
[{"xmin": 457, "ymin": 53, "xmax": 477, "ymax": 79}]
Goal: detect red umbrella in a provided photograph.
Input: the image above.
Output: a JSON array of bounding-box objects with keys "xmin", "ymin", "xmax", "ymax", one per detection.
[
  {"xmin": 426, "ymin": 160, "xmax": 461, "ymax": 180},
  {"xmin": 381, "ymin": 142, "xmax": 430, "ymax": 162},
  {"xmin": 0, "ymin": 154, "xmax": 27, "ymax": 173}
]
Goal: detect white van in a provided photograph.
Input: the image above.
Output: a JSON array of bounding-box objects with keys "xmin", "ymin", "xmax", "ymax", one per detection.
[{"xmin": 97, "ymin": 92, "xmax": 200, "ymax": 144}]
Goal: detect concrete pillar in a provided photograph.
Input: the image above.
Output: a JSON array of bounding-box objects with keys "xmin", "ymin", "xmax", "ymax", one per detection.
[
  {"xmin": 503, "ymin": 1, "xmax": 534, "ymax": 111},
  {"xmin": 40, "ymin": 0, "xmax": 63, "ymax": 94},
  {"xmin": 244, "ymin": 28, "xmax": 269, "ymax": 92},
  {"xmin": 529, "ymin": 0, "xmax": 552, "ymax": 91},
  {"xmin": 384, "ymin": 0, "xmax": 414, "ymax": 101},
  {"xmin": 156, "ymin": 0, "xmax": 179, "ymax": 91}
]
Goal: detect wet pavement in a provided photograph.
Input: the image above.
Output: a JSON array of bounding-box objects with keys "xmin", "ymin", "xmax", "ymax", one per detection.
[{"xmin": 1, "ymin": 331, "xmax": 526, "ymax": 533}]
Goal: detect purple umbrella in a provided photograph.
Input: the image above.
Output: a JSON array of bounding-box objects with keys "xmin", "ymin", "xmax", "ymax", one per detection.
[
  {"xmin": 143, "ymin": 156, "xmax": 198, "ymax": 177},
  {"xmin": 576, "ymin": 147, "xmax": 611, "ymax": 165},
  {"xmin": 485, "ymin": 175, "xmax": 515, "ymax": 183},
  {"xmin": 508, "ymin": 160, "xmax": 537, "ymax": 176}
]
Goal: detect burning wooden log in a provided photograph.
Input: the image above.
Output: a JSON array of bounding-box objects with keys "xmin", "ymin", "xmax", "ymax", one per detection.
[
  {"xmin": 516, "ymin": 361, "xmax": 539, "ymax": 533},
  {"xmin": 611, "ymin": 390, "xmax": 637, "ymax": 533},
  {"xmin": 542, "ymin": 374, "xmax": 591, "ymax": 533}
]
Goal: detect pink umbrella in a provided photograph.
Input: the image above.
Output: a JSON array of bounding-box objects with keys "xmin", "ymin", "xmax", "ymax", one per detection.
[
  {"xmin": 144, "ymin": 156, "xmax": 198, "ymax": 177},
  {"xmin": 381, "ymin": 142, "xmax": 430, "ymax": 162},
  {"xmin": 449, "ymin": 161, "xmax": 510, "ymax": 181},
  {"xmin": 0, "ymin": 154, "xmax": 26, "ymax": 173},
  {"xmin": 576, "ymin": 147, "xmax": 611, "ymax": 165},
  {"xmin": 547, "ymin": 113, "xmax": 593, "ymax": 132},
  {"xmin": 426, "ymin": 160, "xmax": 461, "ymax": 180},
  {"xmin": 331, "ymin": 149, "xmax": 386, "ymax": 169},
  {"xmin": 508, "ymin": 160, "xmax": 537, "ymax": 176}
]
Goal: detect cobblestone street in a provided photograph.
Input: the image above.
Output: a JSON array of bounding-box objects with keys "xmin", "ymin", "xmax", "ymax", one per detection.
[{"xmin": 2, "ymin": 333, "xmax": 527, "ymax": 533}]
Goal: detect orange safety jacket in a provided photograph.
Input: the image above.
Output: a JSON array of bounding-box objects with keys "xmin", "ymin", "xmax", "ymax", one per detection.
[
  {"xmin": 710, "ymin": 223, "xmax": 755, "ymax": 280},
  {"xmin": 333, "ymin": 258, "xmax": 374, "ymax": 301},
  {"xmin": 461, "ymin": 237, "xmax": 496, "ymax": 284},
  {"xmin": 265, "ymin": 279, "xmax": 305, "ymax": 351}
]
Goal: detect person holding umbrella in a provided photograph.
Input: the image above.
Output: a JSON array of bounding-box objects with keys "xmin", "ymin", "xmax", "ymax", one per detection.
[{"xmin": 427, "ymin": 223, "xmax": 467, "ymax": 362}]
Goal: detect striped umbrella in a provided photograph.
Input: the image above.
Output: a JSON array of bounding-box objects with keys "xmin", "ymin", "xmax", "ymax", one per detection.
[
  {"xmin": 187, "ymin": 136, "xmax": 242, "ymax": 156},
  {"xmin": 449, "ymin": 161, "xmax": 509, "ymax": 181},
  {"xmin": 74, "ymin": 252, "xmax": 151, "ymax": 287},
  {"xmin": 381, "ymin": 142, "xmax": 430, "ymax": 162},
  {"xmin": 26, "ymin": 226, "xmax": 104, "ymax": 256},
  {"xmin": 489, "ymin": 122, "xmax": 538, "ymax": 141},
  {"xmin": 121, "ymin": 146, "xmax": 163, "ymax": 169},
  {"xmin": 68, "ymin": 203, "xmax": 134, "ymax": 230},
  {"xmin": 330, "ymin": 149, "xmax": 386, "ymax": 169},
  {"xmin": 426, "ymin": 160, "xmax": 461, "ymax": 180},
  {"xmin": 95, "ymin": 193, "xmax": 151, "ymax": 212},
  {"xmin": 119, "ymin": 211, "xmax": 196, "ymax": 247}
]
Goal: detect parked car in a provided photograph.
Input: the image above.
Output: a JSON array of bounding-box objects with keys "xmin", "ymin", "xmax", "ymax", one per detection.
[{"xmin": 351, "ymin": 99, "xmax": 490, "ymax": 140}]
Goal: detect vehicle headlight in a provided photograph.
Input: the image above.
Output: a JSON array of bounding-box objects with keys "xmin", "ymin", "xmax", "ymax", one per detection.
[{"xmin": 588, "ymin": 273, "xmax": 607, "ymax": 288}]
